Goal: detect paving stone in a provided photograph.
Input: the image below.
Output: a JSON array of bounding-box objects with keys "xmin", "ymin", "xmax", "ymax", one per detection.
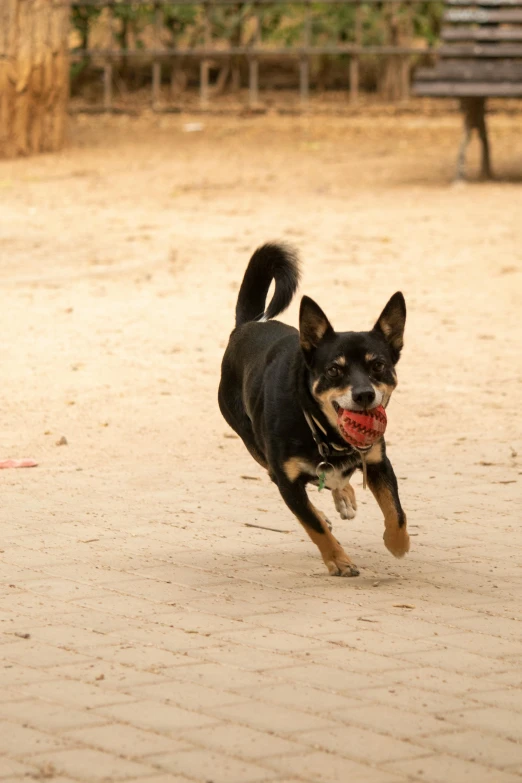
[
  {"xmin": 28, "ymin": 748, "xmax": 158, "ymax": 781},
  {"xmin": 94, "ymin": 699, "xmax": 217, "ymax": 732},
  {"xmin": 298, "ymin": 724, "xmax": 430, "ymax": 765},
  {"xmin": 149, "ymin": 748, "xmax": 280, "ymax": 783},
  {"xmin": 179, "ymin": 721, "xmax": 307, "ymax": 760},
  {"xmin": 386, "ymin": 753, "xmax": 522, "ymax": 783},
  {"xmin": 417, "ymin": 729, "xmax": 522, "ymax": 769}
]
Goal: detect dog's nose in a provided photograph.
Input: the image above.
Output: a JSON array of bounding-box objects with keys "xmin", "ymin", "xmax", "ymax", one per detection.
[{"xmin": 352, "ymin": 389, "xmax": 376, "ymax": 408}]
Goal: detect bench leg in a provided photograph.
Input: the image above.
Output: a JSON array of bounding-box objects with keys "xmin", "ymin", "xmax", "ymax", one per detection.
[
  {"xmin": 456, "ymin": 98, "xmax": 493, "ymax": 182},
  {"xmin": 477, "ymin": 105, "xmax": 493, "ymax": 181},
  {"xmin": 456, "ymin": 124, "xmax": 472, "ymax": 181}
]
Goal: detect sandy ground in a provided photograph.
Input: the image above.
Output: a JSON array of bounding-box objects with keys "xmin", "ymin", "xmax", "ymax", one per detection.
[{"xmin": 0, "ymin": 110, "xmax": 521, "ymax": 782}]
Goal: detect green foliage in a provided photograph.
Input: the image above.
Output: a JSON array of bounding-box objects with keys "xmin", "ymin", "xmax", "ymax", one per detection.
[
  {"xmin": 258, "ymin": 4, "xmax": 303, "ymax": 45},
  {"xmin": 412, "ymin": 1, "xmax": 445, "ymax": 45},
  {"xmin": 163, "ymin": 4, "xmax": 200, "ymax": 44},
  {"xmin": 207, "ymin": 3, "xmax": 250, "ymax": 41},
  {"xmin": 71, "ymin": 5, "xmax": 102, "ymax": 51},
  {"xmin": 69, "ymin": 1, "xmax": 445, "ymax": 63},
  {"xmin": 310, "ymin": 2, "xmax": 357, "ymax": 43},
  {"xmin": 110, "ymin": 3, "xmax": 154, "ymax": 50}
]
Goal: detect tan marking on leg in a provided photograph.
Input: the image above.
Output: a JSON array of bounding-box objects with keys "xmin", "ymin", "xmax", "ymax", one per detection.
[
  {"xmin": 283, "ymin": 457, "xmax": 316, "ymax": 482},
  {"xmin": 300, "ymin": 502, "xmax": 359, "ymax": 576},
  {"xmin": 365, "ymin": 440, "xmax": 384, "ymax": 465},
  {"xmin": 283, "ymin": 457, "xmax": 304, "ymax": 483},
  {"xmin": 368, "ymin": 482, "xmax": 410, "ymax": 558}
]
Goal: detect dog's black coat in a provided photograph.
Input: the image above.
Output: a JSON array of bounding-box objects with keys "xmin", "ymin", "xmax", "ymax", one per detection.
[{"xmin": 218, "ymin": 243, "xmax": 410, "ymax": 576}]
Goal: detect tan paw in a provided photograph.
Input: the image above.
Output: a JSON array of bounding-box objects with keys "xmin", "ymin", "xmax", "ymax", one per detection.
[
  {"xmin": 333, "ymin": 486, "xmax": 357, "ymax": 521},
  {"xmin": 324, "ymin": 553, "xmax": 360, "ymax": 577},
  {"xmin": 383, "ymin": 526, "xmax": 410, "ymax": 558}
]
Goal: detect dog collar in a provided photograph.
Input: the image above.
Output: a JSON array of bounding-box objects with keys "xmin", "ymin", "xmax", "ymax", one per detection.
[
  {"xmin": 301, "ymin": 408, "xmax": 370, "ymax": 491},
  {"xmin": 301, "ymin": 408, "xmax": 355, "ymax": 458}
]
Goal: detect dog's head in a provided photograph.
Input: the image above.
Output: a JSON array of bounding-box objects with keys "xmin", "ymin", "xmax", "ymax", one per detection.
[{"xmin": 299, "ymin": 292, "xmax": 406, "ymax": 430}]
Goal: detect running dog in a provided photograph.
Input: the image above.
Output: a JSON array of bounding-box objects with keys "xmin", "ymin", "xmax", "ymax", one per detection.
[{"xmin": 218, "ymin": 243, "xmax": 409, "ymax": 576}]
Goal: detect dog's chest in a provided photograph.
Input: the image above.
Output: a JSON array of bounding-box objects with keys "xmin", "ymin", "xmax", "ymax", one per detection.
[
  {"xmin": 298, "ymin": 457, "xmax": 357, "ymax": 490},
  {"xmin": 322, "ymin": 464, "xmax": 355, "ymax": 491}
]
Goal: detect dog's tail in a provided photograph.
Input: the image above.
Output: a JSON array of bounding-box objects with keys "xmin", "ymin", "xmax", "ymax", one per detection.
[{"xmin": 235, "ymin": 242, "xmax": 300, "ymax": 328}]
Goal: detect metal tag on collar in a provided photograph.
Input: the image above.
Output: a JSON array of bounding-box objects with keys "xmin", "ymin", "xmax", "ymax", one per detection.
[{"xmin": 316, "ymin": 460, "xmax": 335, "ymax": 492}]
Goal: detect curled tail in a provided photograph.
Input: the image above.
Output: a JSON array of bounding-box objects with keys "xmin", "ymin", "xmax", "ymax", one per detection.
[{"xmin": 235, "ymin": 242, "xmax": 301, "ymax": 328}]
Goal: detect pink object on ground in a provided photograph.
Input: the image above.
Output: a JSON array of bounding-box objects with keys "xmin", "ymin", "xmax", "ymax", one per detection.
[{"xmin": 0, "ymin": 459, "xmax": 38, "ymax": 469}]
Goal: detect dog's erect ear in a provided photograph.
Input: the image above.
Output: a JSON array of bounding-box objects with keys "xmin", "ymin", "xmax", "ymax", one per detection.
[
  {"xmin": 299, "ymin": 296, "xmax": 333, "ymax": 352},
  {"xmin": 373, "ymin": 292, "xmax": 406, "ymax": 360}
]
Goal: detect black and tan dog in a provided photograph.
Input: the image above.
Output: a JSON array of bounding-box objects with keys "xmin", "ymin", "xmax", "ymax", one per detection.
[{"xmin": 218, "ymin": 243, "xmax": 409, "ymax": 576}]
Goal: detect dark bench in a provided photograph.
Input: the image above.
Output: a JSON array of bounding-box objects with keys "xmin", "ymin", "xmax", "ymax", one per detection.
[{"xmin": 413, "ymin": 0, "xmax": 522, "ymax": 179}]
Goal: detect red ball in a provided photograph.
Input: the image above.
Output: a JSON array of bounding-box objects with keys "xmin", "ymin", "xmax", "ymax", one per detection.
[{"xmin": 337, "ymin": 405, "xmax": 387, "ymax": 449}]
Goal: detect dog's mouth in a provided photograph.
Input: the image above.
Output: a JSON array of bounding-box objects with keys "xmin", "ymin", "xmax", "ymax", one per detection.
[
  {"xmin": 333, "ymin": 401, "xmax": 358, "ymax": 420},
  {"xmin": 332, "ymin": 399, "xmax": 388, "ymax": 450},
  {"xmin": 332, "ymin": 400, "xmax": 372, "ymax": 415}
]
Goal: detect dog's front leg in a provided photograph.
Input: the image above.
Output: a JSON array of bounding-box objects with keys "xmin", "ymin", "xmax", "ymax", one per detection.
[
  {"xmin": 332, "ymin": 480, "xmax": 357, "ymax": 520},
  {"xmin": 276, "ymin": 474, "xmax": 360, "ymax": 577},
  {"xmin": 366, "ymin": 456, "xmax": 410, "ymax": 558}
]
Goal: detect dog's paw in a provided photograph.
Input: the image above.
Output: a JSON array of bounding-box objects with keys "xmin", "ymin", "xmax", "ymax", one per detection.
[
  {"xmin": 333, "ymin": 486, "xmax": 357, "ymax": 521},
  {"xmin": 383, "ymin": 526, "xmax": 410, "ymax": 558},
  {"xmin": 325, "ymin": 555, "xmax": 360, "ymax": 577}
]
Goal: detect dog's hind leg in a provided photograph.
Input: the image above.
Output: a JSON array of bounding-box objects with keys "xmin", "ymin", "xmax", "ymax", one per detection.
[
  {"xmin": 245, "ymin": 443, "xmax": 268, "ymax": 470},
  {"xmin": 366, "ymin": 457, "xmax": 410, "ymax": 558},
  {"xmin": 219, "ymin": 387, "xmax": 268, "ymax": 470},
  {"xmin": 234, "ymin": 416, "xmax": 268, "ymax": 470},
  {"xmin": 477, "ymin": 102, "xmax": 492, "ymax": 181},
  {"xmin": 276, "ymin": 475, "xmax": 359, "ymax": 576}
]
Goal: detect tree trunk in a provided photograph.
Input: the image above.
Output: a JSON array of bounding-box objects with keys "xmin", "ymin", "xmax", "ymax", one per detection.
[{"xmin": 0, "ymin": 0, "xmax": 70, "ymax": 158}]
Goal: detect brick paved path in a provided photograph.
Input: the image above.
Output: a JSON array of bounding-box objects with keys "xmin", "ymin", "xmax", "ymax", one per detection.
[{"xmin": 1, "ymin": 114, "xmax": 521, "ymax": 783}]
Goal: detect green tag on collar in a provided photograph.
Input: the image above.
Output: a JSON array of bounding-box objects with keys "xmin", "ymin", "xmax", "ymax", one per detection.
[{"xmin": 318, "ymin": 472, "xmax": 326, "ymax": 492}]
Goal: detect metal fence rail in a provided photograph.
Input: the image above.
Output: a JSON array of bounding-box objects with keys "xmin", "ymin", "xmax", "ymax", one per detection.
[{"xmin": 68, "ymin": 0, "xmax": 441, "ymax": 110}]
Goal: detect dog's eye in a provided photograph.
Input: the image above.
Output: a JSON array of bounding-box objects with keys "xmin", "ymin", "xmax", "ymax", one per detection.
[
  {"xmin": 372, "ymin": 361, "xmax": 385, "ymax": 374},
  {"xmin": 326, "ymin": 366, "xmax": 342, "ymax": 379}
]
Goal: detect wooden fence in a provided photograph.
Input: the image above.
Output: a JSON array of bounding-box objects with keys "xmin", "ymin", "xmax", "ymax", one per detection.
[{"xmin": 67, "ymin": 0, "xmax": 442, "ymax": 110}]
